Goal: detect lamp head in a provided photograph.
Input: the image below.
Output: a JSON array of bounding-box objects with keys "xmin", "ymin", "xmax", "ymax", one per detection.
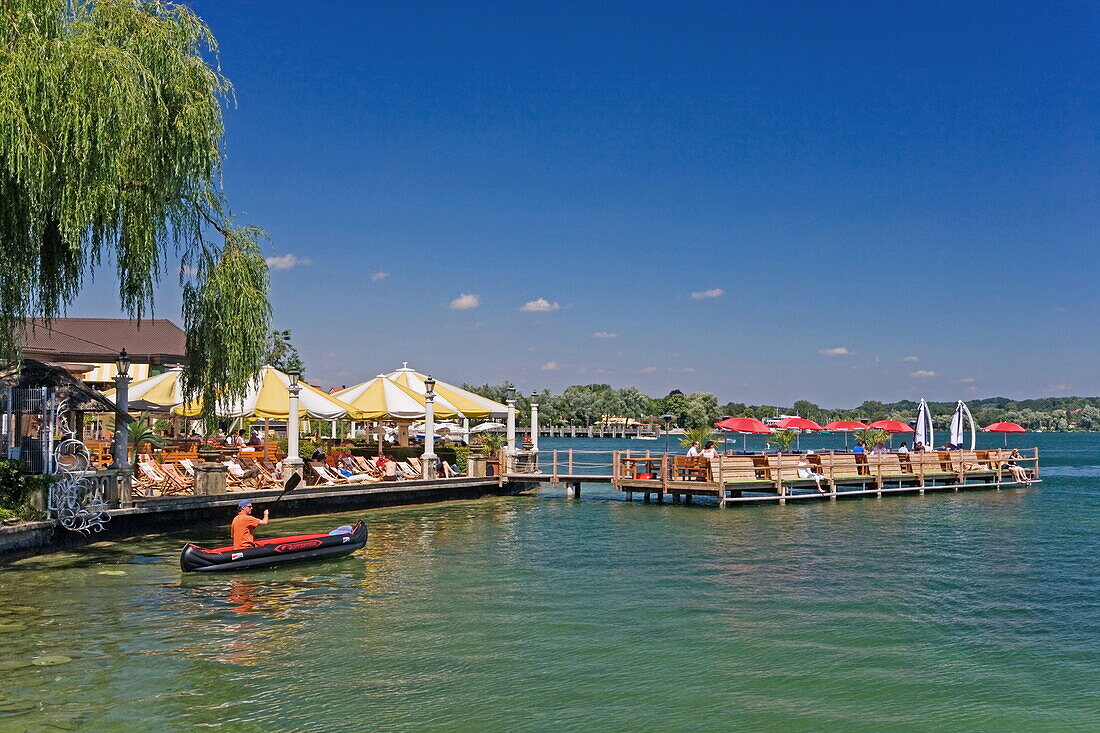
[
  {"xmin": 505, "ymin": 383, "xmax": 516, "ymax": 402},
  {"xmin": 424, "ymin": 375, "xmax": 435, "ymax": 396},
  {"xmin": 287, "ymin": 369, "xmax": 300, "ymax": 387},
  {"xmin": 660, "ymin": 413, "xmax": 675, "ymax": 427},
  {"xmin": 115, "ymin": 349, "xmax": 131, "ymax": 377}
]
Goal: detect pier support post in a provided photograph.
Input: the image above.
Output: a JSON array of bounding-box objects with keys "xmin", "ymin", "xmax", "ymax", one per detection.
[{"xmin": 566, "ymin": 481, "xmax": 581, "ymax": 499}]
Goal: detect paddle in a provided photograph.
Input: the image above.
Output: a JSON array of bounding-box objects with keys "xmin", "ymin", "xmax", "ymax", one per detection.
[{"xmin": 271, "ymin": 471, "xmax": 302, "ymax": 505}]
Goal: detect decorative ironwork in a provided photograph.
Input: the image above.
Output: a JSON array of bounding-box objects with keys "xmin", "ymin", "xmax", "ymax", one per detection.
[{"xmin": 49, "ymin": 404, "xmax": 111, "ymax": 534}]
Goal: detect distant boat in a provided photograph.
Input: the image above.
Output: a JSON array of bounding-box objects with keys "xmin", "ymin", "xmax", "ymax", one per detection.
[{"xmin": 633, "ymin": 435, "xmax": 658, "ymax": 441}]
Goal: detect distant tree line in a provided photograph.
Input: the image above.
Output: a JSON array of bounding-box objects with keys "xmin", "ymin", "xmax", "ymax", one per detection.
[{"xmin": 461, "ymin": 383, "xmax": 1100, "ymax": 432}]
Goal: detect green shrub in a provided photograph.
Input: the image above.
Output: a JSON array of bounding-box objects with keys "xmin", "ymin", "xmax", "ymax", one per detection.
[
  {"xmin": 453, "ymin": 444, "xmax": 470, "ymax": 472},
  {"xmin": 0, "ymin": 459, "xmax": 53, "ymax": 521}
]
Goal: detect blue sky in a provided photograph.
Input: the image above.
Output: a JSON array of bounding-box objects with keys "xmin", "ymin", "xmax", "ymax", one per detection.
[{"xmin": 70, "ymin": 1, "xmax": 1098, "ymax": 405}]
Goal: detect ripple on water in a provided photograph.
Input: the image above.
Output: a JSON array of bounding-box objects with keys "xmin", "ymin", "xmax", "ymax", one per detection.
[{"xmin": 1, "ymin": 438, "xmax": 1099, "ymax": 730}]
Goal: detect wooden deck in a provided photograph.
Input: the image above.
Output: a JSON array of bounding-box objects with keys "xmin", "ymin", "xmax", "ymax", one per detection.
[{"xmin": 507, "ymin": 448, "xmax": 1041, "ymax": 505}]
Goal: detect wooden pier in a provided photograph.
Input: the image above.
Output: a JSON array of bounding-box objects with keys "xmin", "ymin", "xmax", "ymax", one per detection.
[{"xmin": 506, "ymin": 448, "xmax": 1041, "ymax": 505}]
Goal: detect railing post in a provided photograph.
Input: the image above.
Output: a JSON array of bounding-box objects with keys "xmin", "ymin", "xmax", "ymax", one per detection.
[
  {"xmin": 660, "ymin": 452, "xmax": 668, "ymax": 500},
  {"xmin": 612, "ymin": 450, "xmax": 619, "ymax": 490},
  {"xmin": 568, "ymin": 448, "xmax": 574, "ymax": 476},
  {"xmin": 552, "ymin": 449, "xmax": 558, "ymax": 484},
  {"xmin": 1032, "ymin": 447, "xmax": 1040, "ymax": 479}
]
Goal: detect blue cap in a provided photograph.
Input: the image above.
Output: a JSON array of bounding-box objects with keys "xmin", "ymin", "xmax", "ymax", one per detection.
[{"xmin": 237, "ymin": 499, "xmax": 252, "ymax": 508}]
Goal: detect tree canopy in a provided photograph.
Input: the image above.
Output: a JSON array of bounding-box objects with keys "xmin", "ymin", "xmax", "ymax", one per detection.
[{"xmin": 0, "ymin": 0, "xmax": 270, "ymax": 415}]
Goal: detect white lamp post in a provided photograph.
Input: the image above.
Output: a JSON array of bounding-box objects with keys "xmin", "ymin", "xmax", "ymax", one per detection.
[
  {"xmin": 504, "ymin": 383, "xmax": 517, "ymax": 461},
  {"xmin": 284, "ymin": 369, "xmax": 304, "ymax": 480},
  {"xmin": 529, "ymin": 390, "xmax": 540, "ymax": 453},
  {"xmin": 111, "ymin": 349, "xmax": 131, "ymax": 472},
  {"xmin": 422, "ymin": 375, "xmax": 437, "ymax": 479}
]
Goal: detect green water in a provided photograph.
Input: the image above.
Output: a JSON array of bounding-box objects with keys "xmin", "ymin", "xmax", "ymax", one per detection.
[{"xmin": 1, "ymin": 434, "xmax": 1098, "ymax": 731}]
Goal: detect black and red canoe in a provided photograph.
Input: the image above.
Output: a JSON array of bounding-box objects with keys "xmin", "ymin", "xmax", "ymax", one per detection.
[{"xmin": 180, "ymin": 521, "xmax": 367, "ymax": 573}]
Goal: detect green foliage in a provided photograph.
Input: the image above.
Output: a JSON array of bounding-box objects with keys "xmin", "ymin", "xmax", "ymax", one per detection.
[
  {"xmin": 263, "ymin": 329, "xmax": 306, "ymax": 375},
  {"xmin": 127, "ymin": 417, "xmax": 165, "ymax": 465},
  {"xmin": 679, "ymin": 425, "xmax": 716, "ymax": 448},
  {"xmin": 767, "ymin": 429, "xmax": 797, "ymax": 453},
  {"xmin": 452, "ymin": 444, "xmax": 470, "ymax": 472},
  {"xmin": 853, "ymin": 428, "xmax": 890, "ymax": 448},
  {"xmin": 0, "ymin": 0, "xmax": 269, "ymax": 412},
  {"xmin": 472, "ymin": 432, "xmax": 507, "ymax": 454},
  {"xmin": 0, "ymin": 458, "xmax": 52, "ymax": 519}
]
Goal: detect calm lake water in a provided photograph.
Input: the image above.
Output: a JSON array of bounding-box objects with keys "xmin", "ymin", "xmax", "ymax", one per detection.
[{"xmin": 2, "ymin": 433, "xmax": 1098, "ymax": 731}]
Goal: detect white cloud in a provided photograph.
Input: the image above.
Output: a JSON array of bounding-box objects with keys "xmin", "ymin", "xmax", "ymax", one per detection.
[
  {"xmin": 371, "ymin": 271, "xmax": 390, "ymax": 281},
  {"xmin": 265, "ymin": 253, "xmax": 312, "ymax": 270},
  {"xmin": 690, "ymin": 288, "xmax": 724, "ymax": 300},
  {"xmin": 671, "ymin": 367, "xmax": 695, "ymax": 373},
  {"xmin": 520, "ymin": 298, "xmax": 561, "ymax": 312},
  {"xmin": 639, "ymin": 366, "xmax": 657, "ymax": 373},
  {"xmin": 902, "ymin": 355, "xmax": 918, "ymax": 362},
  {"xmin": 540, "ymin": 361, "xmax": 561, "ymax": 371},
  {"xmin": 909, "ymin": 370, "xmax": 937, "ymax": 378},
  {"xmin": 819, "ymin": 347, "xmax": 850, "ymax": 356},
  {"xmin": 592, "ymin": 331, "xmax": 618, "ymax": 339},
  {"xmin": 959, "ymin": 377, "xmax": 976, "ymax": 384},
  {"xmin": 449, "ymin": 293, "xmax": 481, "ymax": 310}
]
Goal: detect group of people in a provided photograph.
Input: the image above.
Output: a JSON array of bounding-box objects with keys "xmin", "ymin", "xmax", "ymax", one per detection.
[
  {"xmin": 214, "ymin": 428, "xmax": 264, "ymax": 448},
  {"xmin": 685, "ymin": 441, "xmax": 720, "ymax": 458}
]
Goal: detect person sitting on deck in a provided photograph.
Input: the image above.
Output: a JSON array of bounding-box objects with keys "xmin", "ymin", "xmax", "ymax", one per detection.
[
  {"xmin": 913, "ymin": 441, "xmax": 926, "ymax": 452},
  {"xmin": 231, "ymin": 499, "xmax": 269, "ymax": 549},
  {"xmin": 871, "ymin": 442, "xmax": 887, "ymax": 455},
  {"xmin": 247, "ymin": 429, "xmax": 262, "ymax": 446},
  {"xmin": 1001, "ymin": 449, "xmax": 1033, "ymax": 485},
  {"xmin": 851, "ymin": 441, "xmax": 866, "ymax": 455},
  {"xmin": 700, "ymin": 441, "xmax": 718, "ymax": 459},
  {"xmin": 898, "ymin": 442, "xmax": 909, "ymax": 454},
  {"xmin": 376, "ymin": 455, "xmax": 403, "ymax": 481},
  {"xmin": 797, "ymin": 452, "xmax": 827, "ymax": 493},
  {"xmin": 686, "ymin": 441, "xmax": 701, "ymax": 457}
]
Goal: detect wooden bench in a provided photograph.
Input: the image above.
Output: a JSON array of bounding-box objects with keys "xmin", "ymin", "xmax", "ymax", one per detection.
[
  {"xmin": 708, "ymin": 456, "xmax": 772, "ymax": 487},
  {"xmin": 673, "ymin": 455, "xmax": 710, "ymax": 481},
  {"xmin": 817, "ymin": 453, "xmax": 866, "ymax": 480},
  {"xmin": 905, "ymin": 452, "xmax": 957, "ymax": 480}
]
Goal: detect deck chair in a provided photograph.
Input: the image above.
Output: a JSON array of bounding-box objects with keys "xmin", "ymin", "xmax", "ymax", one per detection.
[
  {"xmin": 309, "ymin": 461, "xmax": 351, "ymax": 485},
  {"xmin": 159, "ymin": 463, "xmax": 195, "ymax": 495}
]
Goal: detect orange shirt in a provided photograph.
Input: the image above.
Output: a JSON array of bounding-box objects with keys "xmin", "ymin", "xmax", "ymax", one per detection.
[{"xmin": 231, "ymin": 514, "xmax": 262, "ymax": 548}]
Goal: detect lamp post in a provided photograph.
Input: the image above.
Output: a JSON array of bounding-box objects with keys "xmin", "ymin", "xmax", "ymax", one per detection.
[
  {"xmin": 660, "ymin": 413, "xmax": 675, "ymax": 454},
  {"xmin": 529, "ymin": 390, "xmax": 539, "ymax": 453},
  {"xmin": 422, "ymin": 375, "xmax": 437, "ymax": 479},
  {"xmin": 111, "ymin": 349, "xmax": 131, "ymax": 472},
  {"xmin": 284, "ymin": 369, "xmax": 304, "ymax": 480},
  {"xmin": 504, "ymin": 383, "xmax": 517, "ymax": 468}
]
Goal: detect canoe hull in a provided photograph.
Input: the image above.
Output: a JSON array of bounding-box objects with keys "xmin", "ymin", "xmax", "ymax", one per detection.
[{"xmin": 180, "ymin": 521, "xmax": 367, "ymax": 573}]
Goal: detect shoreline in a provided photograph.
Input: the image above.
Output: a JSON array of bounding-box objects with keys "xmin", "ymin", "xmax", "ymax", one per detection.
[{"xmin": 0, "ymin": 476, "xmax": 536, "ymax": 564}]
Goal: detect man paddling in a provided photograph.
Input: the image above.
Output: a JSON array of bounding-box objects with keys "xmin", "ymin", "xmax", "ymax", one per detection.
[{"xmin": 232, "ymin": 499, "xmax": 269, "ymax": 548}]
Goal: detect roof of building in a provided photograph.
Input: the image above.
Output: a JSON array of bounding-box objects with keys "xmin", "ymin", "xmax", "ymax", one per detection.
[
  {"xmin": 21, "ymin": 318, "xmax": 186, "ymax": 363},
  {"xmin": 0, "ymin": 359, "xmax": 133, "ymax": 421}
]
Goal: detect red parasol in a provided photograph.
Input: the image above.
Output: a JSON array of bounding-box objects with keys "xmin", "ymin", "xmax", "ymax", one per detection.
[
  {"xmin": 868, "ymin": 419, "xmax": 915, "ymax": 434},
  {"xmin": 823, "ymin": 420, "xmax": 869, "ymax": 431},
  {"xmin": 714, "ymin": 417, "xmax": 772, "ymax": 452},
  {"xmin": 714, "ymin": 417, "xmax": 772, "ymax": 433},
  {"xmin": 981, "ymin": 421, "xmax": 1026, "ymax": 447},
  {"xmin": 773, "ymin": 417, "xmax": 824, "ymax": 450},
  {"xmin": 774, "ymin": 417, "xmax": 824, "ymax": 431},
  {"xmin": 822, "ymin": 420, "xmax": 869, "ymax": 448}
]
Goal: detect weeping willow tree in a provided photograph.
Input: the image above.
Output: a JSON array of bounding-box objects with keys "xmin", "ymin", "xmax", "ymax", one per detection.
[{"xmin": 0, "ymin": 0, "xmax": 270, "ymax": 415}]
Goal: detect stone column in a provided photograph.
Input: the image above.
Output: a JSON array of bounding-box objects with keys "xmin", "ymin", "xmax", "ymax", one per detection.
[
  {"xmin": 194, "ymin": 447, "xmax": 227, "ymax": 495},
  {"xmin": 422, "ymin": 388, "xmax": 437, "ymax": 479},
  {"xmin": 284, "ymin": 379, "xmax": 304, "ymax": 481}
]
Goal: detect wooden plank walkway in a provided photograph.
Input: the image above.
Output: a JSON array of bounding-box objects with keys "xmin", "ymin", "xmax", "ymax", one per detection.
[{"xmin": 505, "ymin": 448, "xmax": 1041, "ymax": 505}]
